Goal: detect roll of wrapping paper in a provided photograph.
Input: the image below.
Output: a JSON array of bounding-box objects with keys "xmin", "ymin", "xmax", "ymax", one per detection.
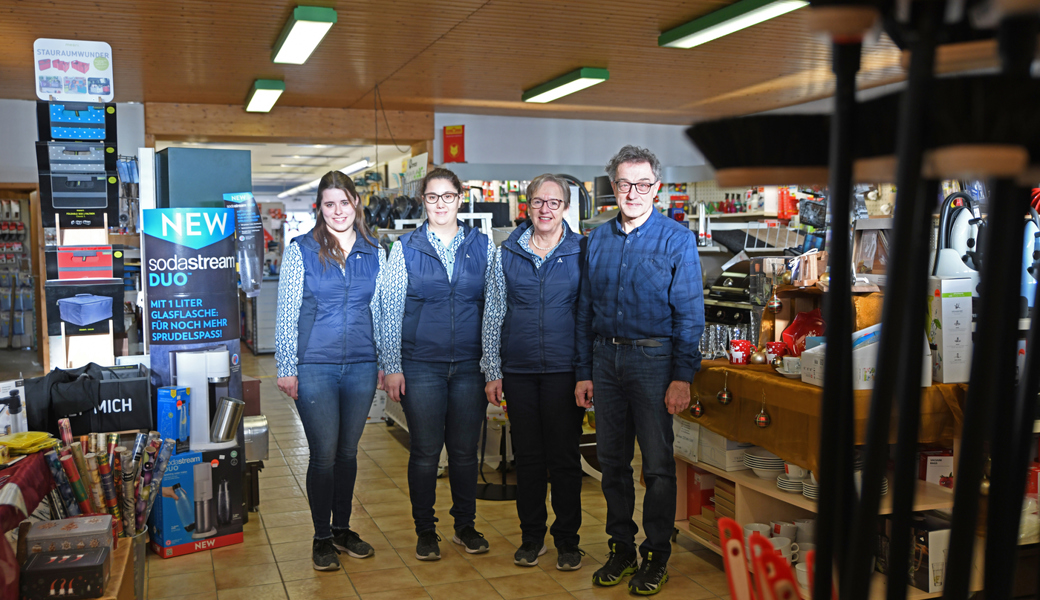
[
  {"xmin": 113, "ymin": 447, "xmax": 124, "ymax": 510},
  {"xmin": 120, "ymin": 448, "xmax": 135, "ymax": 539},
  {"xmin": 49, "ymin": 489, "xmax": 68, "ymax": 519},
  {"xmin": 107, "ymin": 433, "xmax": 118, "ymax": 467},
  {"xmin": 70, "ymin": 443, "xmax": 101, "ymax": 514},
  {"xmin": 88, "ymin": 432, "xmax": 99, "ymax": 455},
  {"xmin": 59, "ymin": 454, "xmax": 93, "ymax": 514},
  {"xmin": 57, "ymin": 419, "xmax": 73, "ymax": 448},
  {"xmin": 131, "ymin": 432, "xmax": 148, "ymax": 469},
  {"xmin": 84, "ymin": 453, "xmax": 106, "ymax": 518},
  {"xmin": 95, "ymin": 452, "xmax": 124, "ymax": 537},
  {"xmin": 135, "ymin": 446, "xmax": 157, "ymax": 533},
  {"xmin": 44, "ymin": 450, "xmax": 81, "ymax": 516},
  {"xmin": 143, "ymin": 440, "xmax": 175, "ymax": 524}
]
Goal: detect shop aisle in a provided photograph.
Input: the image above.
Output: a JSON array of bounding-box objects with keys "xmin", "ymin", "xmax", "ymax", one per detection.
[{"xmin": 144, "ymin": 352, "xmax": 730, "ymax": 600}]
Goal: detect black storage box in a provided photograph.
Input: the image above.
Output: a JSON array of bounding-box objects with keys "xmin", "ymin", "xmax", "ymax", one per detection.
[
  {"xmin": 24, "ymin": 363, "xmax": 155, "ymax": 436},
  {"xmin": 21, "ymin": 546, "xmax": 110, "ymax": 600}
]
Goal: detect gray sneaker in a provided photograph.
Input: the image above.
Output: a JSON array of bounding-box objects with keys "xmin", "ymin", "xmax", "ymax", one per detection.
[
  {"xmin": 416, "ymin": 530, "xmax": 441, "ymax": 561},
  {"xmin": 452, "ymin": 526, "xmax": 490, "ymax": 554},
  {"xmin": 312, "ymin": 537, "xmax": 341, "ymax": 571},
  {"xmin": 557, "ymin": 545, "xmax": 585, "ymax": 571},
  {"xmin": 332, "ymin": 528, "xmax": 374, "ymax": 558},
  {"xmin": 513, "ymin": 541, "xmax": 547, "ymax": 566}
]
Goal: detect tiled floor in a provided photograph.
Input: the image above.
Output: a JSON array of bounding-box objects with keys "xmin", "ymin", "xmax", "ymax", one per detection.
[{"xmin": 128, "ymin": 351, "xmax": 729, "ymax": 600}]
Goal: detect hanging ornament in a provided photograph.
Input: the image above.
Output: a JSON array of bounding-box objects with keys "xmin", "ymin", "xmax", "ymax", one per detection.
[
  {"xmin": 717, "ymin": 371, "xmax": 732, "ymax": 405},
  {"xmin": 750, "ymin": 350, "xmax": 767, "ymax": 364},
  {"xmin": 756, "ymin": 403, "xmax": 771, "ymax": 428},
  {"xmin": 767, "ymin": 295, "xmax": 783, "ymax": 313},
  {"xmin": 691, "ymin": 396, "xmax": 704, "ymax": 418}
]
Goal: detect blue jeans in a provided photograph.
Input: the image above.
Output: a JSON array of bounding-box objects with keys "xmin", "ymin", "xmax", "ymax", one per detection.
[
  {"xmin": 592, "ymin": 337, "xmax": 677, "ymax": 562},
  {"xmin": 296, "ymin": 361, "xmax": 378, "ymax": 539},
  {"xmin": 400, "ymin": 359, "xmax": 486, "ymax": 534}
]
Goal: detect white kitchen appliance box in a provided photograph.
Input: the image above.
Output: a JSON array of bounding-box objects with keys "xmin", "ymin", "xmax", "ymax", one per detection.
[
  {"xmin": 927, "ymin": 277, "xmax": 974, "ymax": 383},
  {"xmin": 801, "ymin": 324, "xmax": 931, "ymax": 390},
  {"xmin": 697, "ymin": 428, "xmax": 752, "ymax": 471}
]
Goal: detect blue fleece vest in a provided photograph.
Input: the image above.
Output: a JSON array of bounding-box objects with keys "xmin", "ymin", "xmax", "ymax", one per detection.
[
  {"xmin": 400, "ymin": 222, "xmax": 488, "ymax": 362},
  {"xmin": 295, "ymin": 234, "xmax": 380, "ymax": 365},
  {"xmin": 500, "ymin": 223, "xmax": 584, "ymax": 374}
]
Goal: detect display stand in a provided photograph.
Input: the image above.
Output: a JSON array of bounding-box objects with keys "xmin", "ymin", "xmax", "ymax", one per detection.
[{"xmin": 61, "ymin": 319, "xmax": 114, "ymax": 368}]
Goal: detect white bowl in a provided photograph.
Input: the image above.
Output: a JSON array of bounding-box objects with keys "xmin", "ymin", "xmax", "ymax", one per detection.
[
  {"xmin": 746, "ymin": 448, "xmax": 783, "ymax": 461},
  {"xmin": 752, "ymin": 467, "xmax": 784, "ymax": 479}
]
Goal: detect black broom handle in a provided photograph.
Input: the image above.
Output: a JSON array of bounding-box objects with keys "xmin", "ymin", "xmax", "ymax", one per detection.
[
  {"xmin": 844, "ymin": 9, "xmax": 939, "ymax": 600},
  {"xmin": 814, "ymin": 38, "xmax": 860, "ymax": 600},
  {"xmin": 884, "ymin": 180, "xmax": 941, "ymax": 600},
  {"xmin": 944, "ymin": 178, "xmax": 1030, "ymax": 600}
]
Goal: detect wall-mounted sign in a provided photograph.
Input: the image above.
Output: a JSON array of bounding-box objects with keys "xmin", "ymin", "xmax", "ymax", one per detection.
[
  {"xmin": 405, "ymin": 153, "xmax": 428, "ymax": 183},
  {"xmin": 34, "ymin": 38, "xmax": 114, "ymax": 102},
  {"xmin": 443, "ymin": 126, "xmax": 465, "ymax": 163}
]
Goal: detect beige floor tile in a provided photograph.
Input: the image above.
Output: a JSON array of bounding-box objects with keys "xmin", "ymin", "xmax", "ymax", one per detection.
[
  {"xmin": 652, "ymin": 573, "xmax": 716, "ymax": 600},
  {"xmin": 348, "ymin": 566, "xmax": 421, "ymax": 594},
  {"xmin": 380, "ymin": 467, "xmax": 410, "ymax": 479},
  {"xmin": 409, "ymin": 560, "xmax": 484, "ymax": 586},
  {"xmin": 356, "ymin": 467, "xmax": 391, "ymax": 481},
  {"xmin": 216, "ymin": 583, "xmax": 288, "ymax": 600},
  {"xmin": 149, "ymin": 572, "xmax": 217, "ymax": 598},
  {"xmin": 151, "ymin": 593, "xmax": 218, "ymax": 600},
  {"xmin": 241, "ymin": 527, "xmax": 273, "ymax": 547},
  {"xmin": 148, "ymin": 550, "xmax": 213, "ymax": 578},
  {"xmin": 261, "ymin": 486, "xmax": 307, "ymax": 501},
  {"xmin": 349, "ymin": 517, "xmax": 382, "ymax": 536},
  {"xmin": 282, "ymin": 447, "xmax": 311, "ymax": 456},
  {"xmin": 689, "ymin": 571, "xmax": 731, "ymax": 596},
  {"xmin": 263, "ymin": 510, "xmax": 312, "ymax": 529},
  {"xmin": 358, "ymin": 588, "xmax": 431, "ymax": 600},
  {"xmin": 284, "ymin": 577, "xmax": 358, "ymax": 600},
  {"xmin": 570, "ymin": 585, "xmax": 637, "ymax": 600},
  {"xmin": 262, "ymin": 497, "xmax": 312, "ymax": 513},
  {"xmin": 466, "ymin": 553, "xmax": 531, "ymax": 579},
  {"xmin": 487, "ymin": 571, "xmax": 567, "ymax": 600},
  {"xmin": 260, "ymin": 476, "xmax": 298, "ymax": 490},
  {"xmin": 667, "ymin": 551, "xmax": 722, "ymax": 576},
  {"xmin": 277, "ymin": 437, "xmax": 310, "ymax": 449},
  {"xmin": 372, "ymin": 513, "xmax": 416, "ymax": 532},
  {"xmin": 268, "ymin": 524, "xmax": 319, "ymax": 544},
  {"xmin": 544, "ymin": 565, "xmax": 595, "ymax": 591},
  {"xmin": 524, "ymin": 594, "xmax": 573, "ymax": 600},
  {"xmin": 272, "ymin": 540, "xmax": 314, "ymax": 562},
  {"xmin": 215, "ymin": 563, "xmax": 284, "ymax": 589},
  {"xmin": 425, "ymin": 578, "xmax": 505, "ymax": 600},
  {"xmin": 259, "ymin": 466, "xmax": 294, "ymax": 478},
  {"xmin": 339, "ymin": 550, "xmax": 407, "ymax": 573},
  {"xmin": 383, "ymin": 527, "xmax": 422, "ymax": 549},
  {"xmin": 355, "ymin": 487, "xmax": 410, "ymax": 504},
  {"xmin": 394, "ymin": 542, "xmax": 470, "ymax": 568},
  {"xmin": 487, "ymin": 518, "xmax": 523, "ymax": 537},
  {"xmin": 363, "ymin": 500, "xmax": 412, "ymax": 518},
  {"xmin": 353, "ymin": 478, "xmax": 399, "ymax": 492},
  {"xmin": 279, "ymin": 557, "xmax": 347, "ymax": 581},
  {"xmin": 212, "ymin": 543, "xmax": 276, "ymax": 570}
]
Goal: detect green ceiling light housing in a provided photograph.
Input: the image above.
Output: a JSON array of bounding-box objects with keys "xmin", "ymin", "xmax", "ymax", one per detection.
[
  {"xmin": 659, "ymin": 0, "xmax": 809, "ymax": 49},
  {"xmin": 522, "ymin": 68, "xmax": 610, "ymax": 103},
  {"xmin": 271, "ymin": 6, "xmax": 338, "ymax": 64},
  {"xmin": 245, "ymin": 79, "xmax": 286, "ymax": 112}
]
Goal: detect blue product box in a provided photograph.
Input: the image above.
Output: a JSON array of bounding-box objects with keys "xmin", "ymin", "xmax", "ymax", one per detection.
[
  {"xmin": 157, "ymin": 386, "xmax": 191, "ymax": 455},
  {"xmin": 148, "ymin": 447, "xmax": 244, "ymax": 558}
]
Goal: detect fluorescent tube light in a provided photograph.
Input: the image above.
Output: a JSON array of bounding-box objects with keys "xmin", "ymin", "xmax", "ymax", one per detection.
[
  {"xmin": 272, "ymin": 6, "xmax": 338, "ymax": 64},
  {"xmin": 522, "ymin": 68, "xmax": 609, "ymax": 103},
  {"xmin": 277, "ymin": 159, "xmax": 370, "ymax": 198},
  {"xmin": 659, "ymin": 0, "xmax": 809, "ymax": 49},
  {"xmin": 245, "ymin": 79, "xmax": 285, "ymax": 113}
]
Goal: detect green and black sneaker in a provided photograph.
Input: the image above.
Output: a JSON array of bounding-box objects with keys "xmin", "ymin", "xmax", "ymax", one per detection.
[
  {"xmin": 591, "ymin": 543, "xmax": 637, "ymax": 586},
  {"xmin": 628, "ymin": 551, "xmax": 669, "ymax": 596}
]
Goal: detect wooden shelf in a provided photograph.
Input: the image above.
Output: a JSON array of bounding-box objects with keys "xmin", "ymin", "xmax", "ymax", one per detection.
[
  {"xmin": 677, "ymin": 457, "xmax": 954, "ymax": 516},
  {"xmin": 674, "ymin": 519, "xmax": 722, "ymax": 555}
]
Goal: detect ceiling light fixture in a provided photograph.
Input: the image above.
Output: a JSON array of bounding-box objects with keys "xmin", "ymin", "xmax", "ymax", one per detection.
[
  {"xmin": 658, "ymin": 0, "xmax": 809, "ymax": 49},
  {"xmin": 522, "ymin": 68, "xmax": 609, "ymax": 103},
  {"xmin": 245, "ymin": 79, "xmax": 285, "ymax": 113},
  {"xmin": 272, "ymin": 6, "xmax": 338, "ymax": 64},
  {"xmin": 277, "ymin": 159, "xmax": 371, "ymax": 198}
]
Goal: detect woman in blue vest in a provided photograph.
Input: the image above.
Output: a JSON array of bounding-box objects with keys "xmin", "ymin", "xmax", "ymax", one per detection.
[
  {"xmin": 382, "ymin": 167, "xmax": 497, "ymax": 560},
  {"xmin": 482, "ymin": 174, "xmax": 588, "ymax": 570},
  {"xmin": 275, "ymin": 171, "xmax": 385, "ymax": 571}
]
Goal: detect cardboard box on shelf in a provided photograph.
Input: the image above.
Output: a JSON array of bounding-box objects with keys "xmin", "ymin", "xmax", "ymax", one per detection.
[
  {"xmin": 27, "ymin": 515, "xmax": 113, "ymax": 554},
  {"xmin": 687, "ymin": 465, "xmax": 716, "ymax": 516},
  {"xmin": 801, "ymin": 323, "xmax": 931, "ymax": 390},
  {"xmin": 918, "ymin": 448, "xmax": 954, "ymax": 489},
  {"xmin": 876, "ymin": 512, "xmax": 951, "ymax": 594},
  {"xmin": 673, "ymin": 417, "xmax": 699, "ymax": 463},
  {"xmin": 928, "ymin": 277, "xmax": 974, "ymax": 383},
  {"xmin": 698, "ymin": 429, "xmax": 752, "ymax": 471}
]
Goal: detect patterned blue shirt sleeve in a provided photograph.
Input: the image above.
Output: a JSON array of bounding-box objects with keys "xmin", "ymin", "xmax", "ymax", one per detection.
[
  {"xmin": 380, "ymin": 242, "xmax": 408, "ymax": 375},
  {"xmin": 371, "ymin": 246, "xmax": 388, "ymax": 372},
  {"xmin": 275, "ymin": 242, "xmax": 304, "ymax": 378},
  {"xmin": 480, "ymin": 242, "xmax": 506, "ymax": 382}
]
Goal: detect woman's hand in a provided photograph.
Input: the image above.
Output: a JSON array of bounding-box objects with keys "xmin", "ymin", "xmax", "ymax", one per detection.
[
  {"xmin": 277, "ymin": 376, "xmax": 299, "ymax": 401},
  {"xmin": 485, "ymin": 379, "xmax": 503, "ymax": 406},
  {"xmin": 385, "ymin": 373, "xmax": 406, "ymax": 402},
  {"xmin": 377, "ymin": 370, "xmax": 386, "ymax": 391}
]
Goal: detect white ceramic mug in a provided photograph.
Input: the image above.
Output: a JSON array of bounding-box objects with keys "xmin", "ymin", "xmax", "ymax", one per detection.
[
  {"xmin": 744, "ymin": 522, "xmax": 772, "ymax": 541},
  {"xmin": 795, "ymin": 519, "xmax": 815, "ymax": 543},
  {"xmin": 771, "ymin": 520, "xmax": 797, "ymax": 540},
  {"xmin": 785, "ymin": 463, "xmax": 808, "ymax": 480},
  {"xmin": 810, "ymin": 471, "xmax": 818, "ymax": 485},
  {"xmin": 797, "ymin": 542, "xmax": 816, "ymax": 561},
  {"xmin": 770, "ymin": 536, "xmax": 800, "ymax": 564},
  {"xmin": 796, "ymin": 561, "xmax": 809, "ymax": 587},
  {"xmin": 783, "ymin": 356, "xmax": 802, "ymax": 373}
]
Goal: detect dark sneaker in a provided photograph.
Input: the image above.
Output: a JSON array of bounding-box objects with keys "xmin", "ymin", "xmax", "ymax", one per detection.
[
  {"xmin": 628, "ymin": 552, "xmax": 669, "ymax": 595},
  {"xmin": 513, "ymin": 541, "xmax": 547, "ymax": 566},
  {"xmin": 557, "ymin": 545, "xmax": 585, "ymax": 571},
  {"xmin": 416, "ymin": 530, "xmax": 442, "ymax": 561},
  {"xmin": 312, "ymin": 537, "xmax": 341, "ymax": 571},
  {"xmin": 332, "ymin": 528, "xmax": 374, "ymax": 559},
  {"xmin": 592, "ymin": 543, "xmax": 637, "ymax": 586},
  {"xmin": 453, "ymin": 526, "xmax": 490, "ymax": 554}
]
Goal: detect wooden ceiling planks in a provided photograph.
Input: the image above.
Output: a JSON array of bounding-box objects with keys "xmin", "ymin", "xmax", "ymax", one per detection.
[{"xmin": 1, "ymin": 0, "xmax": 912, "ymax": 125}]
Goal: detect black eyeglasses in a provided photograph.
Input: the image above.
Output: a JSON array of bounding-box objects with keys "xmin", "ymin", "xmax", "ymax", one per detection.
[
  {"xmin": 423, "ymin": 192, "xmax": 459, "ymax": 204},
  {"xmin": 613, "ymin": 180, "xmax": 658, "ymax": 194},
  {"xmin": 530, "ymin": 197, "xmax": 563, "ymax": 210}
]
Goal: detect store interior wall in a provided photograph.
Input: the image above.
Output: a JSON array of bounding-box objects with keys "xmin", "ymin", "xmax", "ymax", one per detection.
[{"xmin": 0, "ymin": 99, "xmax": 146, "ymax": 183}]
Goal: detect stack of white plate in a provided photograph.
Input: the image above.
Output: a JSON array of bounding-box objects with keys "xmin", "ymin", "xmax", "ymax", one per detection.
[
  {"xmin": 776, "ymin": 473, "xmax": 804, "ymax": 494},
  {"xmin": 743, "ymin": 448, "xmax": 785, "ymax": 479}
]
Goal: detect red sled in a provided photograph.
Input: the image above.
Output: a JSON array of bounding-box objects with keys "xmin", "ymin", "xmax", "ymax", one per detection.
[
  {"xmin": 57, "ymin": 245, "xmax": 114, "ymax": 279},
  {"xmin": 52, "ymin": 60, "xmax": 70, "ymax": 72},
  {"xmin": 38, "ymin": 59, "xmax": 51, "ymax": 70},
  {"xmin": 71, "ymin": 60, "xmax": 90, "ymax": 74}
]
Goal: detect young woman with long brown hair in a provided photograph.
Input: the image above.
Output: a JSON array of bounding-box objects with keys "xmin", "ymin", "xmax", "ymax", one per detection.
[{"xmin": 275, "ymin": 171, "xmax": 387, "ymax": 571}]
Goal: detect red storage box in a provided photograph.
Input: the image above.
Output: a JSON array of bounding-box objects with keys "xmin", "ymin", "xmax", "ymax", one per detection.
[
  {"xmin": 52, "ymin": 60, "xmax": 70, "ymax": 72},
  {"xmin": 56, "ymin": 246, "xmax": 113, "ymax": 279},
  {"xmin": 71, "ymin": 60, "xmax": 90, "ymax": 74},
  {"xmin": 686, "ymin": 465, "xmax": 716, "ymax": 516},
  {"xmin": 38, "ymin": 59, "xmax": 51, "ymax": 71}
]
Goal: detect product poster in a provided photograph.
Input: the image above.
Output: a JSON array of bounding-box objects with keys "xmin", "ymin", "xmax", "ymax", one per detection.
[
  {"xmin": 142, "ymin": 208, "xmax": 242, "ymax": 400},
  {"xmin": 33, "ymin": 39, "xmax": 114, "ymax": 102},
  {"xmin": 223, "ymin": 193, "xmax": 263, "ymax": 298},
  {"xmin": 443, "ymin": 125, "xmax": 465, "ymax": 163}
]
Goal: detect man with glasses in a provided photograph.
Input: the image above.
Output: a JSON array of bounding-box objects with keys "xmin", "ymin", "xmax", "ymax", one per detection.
[{"xmin": 575, "ymin": 145, "xmax": 704, "ymax": 595}]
